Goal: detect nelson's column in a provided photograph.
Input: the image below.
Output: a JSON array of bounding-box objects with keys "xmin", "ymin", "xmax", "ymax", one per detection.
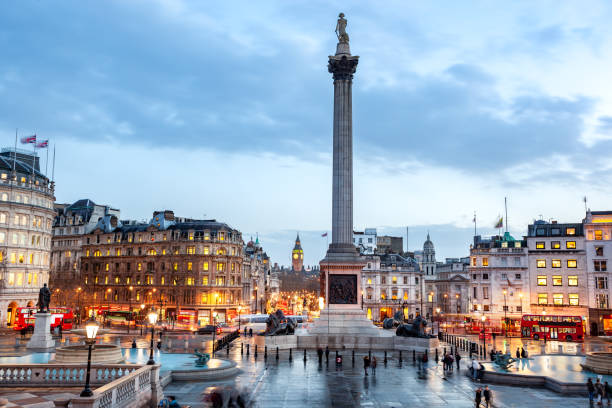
[{"xmin": 309, "ymin": 13, "xmax": 379, "ymax": 337}]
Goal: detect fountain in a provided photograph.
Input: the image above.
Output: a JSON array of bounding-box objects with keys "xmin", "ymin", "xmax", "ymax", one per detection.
[
  {"xmin": 581, "ymin": 352, "xmax": 612, "ymax": 375},
  {"xmin": 52, "ymin": 328, "xmax": 124, "ymax": 364}
]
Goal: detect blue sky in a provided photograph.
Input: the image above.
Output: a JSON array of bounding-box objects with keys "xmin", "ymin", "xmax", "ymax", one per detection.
[{"xmin": 2, "ymin": 1, "xmax": 612, "ymax": 266}]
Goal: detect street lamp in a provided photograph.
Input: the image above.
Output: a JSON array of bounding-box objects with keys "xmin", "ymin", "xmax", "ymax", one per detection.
[
  {"xmin": 429, "ymin": 291, "xmax": 434, "ymax": 320},
  {"xmin": 502, "ymin": 289, "xmax": 507, "ymax": 337},
  {"xmin": 105, "ymin": 288, "xmax": 112, "ymax": 326},
  {"xmin": 127, "ymin": 286, "xmax": 133, "ymax": 334},
  {"xmin": 361, "ymin": 290, "xmax": 364, "ymax": 310},
  {"xmin": 80, "ymin": 317, "xmax": 100, "ymax": 397},
  {"xmin": 146, "ymin": 309, "xmax": 158, "ymax": 365},
  {"xmin": 481, "ymin": 314, "xmax": 486, "ymax": 351},
  {"xmin": 443, "ymin": 293, "xmax": 448, "ymax": 313},
  {"xmin": 237, "ymin": 306, "xmax": 242, "ymax": 334},
  {"xmin": 436, "ymin": 307, "xmax": 441, "ymax": 335},
  {"xmin": 212, "ymin": 312, "xmax": 218, "ymax": 358}
]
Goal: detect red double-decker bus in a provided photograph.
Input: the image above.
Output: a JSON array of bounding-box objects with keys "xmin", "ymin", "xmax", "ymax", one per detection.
[
  {"xmin": 12, "ymin": 307, "xmax": 74, "ymax": 332},
  {"xmin": 520, "ymin": 314, "xmax": 584, "ymax": 342}
]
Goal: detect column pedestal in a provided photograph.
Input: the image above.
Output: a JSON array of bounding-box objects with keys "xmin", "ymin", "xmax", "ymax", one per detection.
[{"xmin": 26, "ymin": 312, "xmax": 55, "ymax": 350}]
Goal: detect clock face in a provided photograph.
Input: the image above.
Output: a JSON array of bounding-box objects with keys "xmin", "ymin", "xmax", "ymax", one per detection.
[
  {"xmin": 293, "ymin": 253, "xmax": 298, "ymax": 259},
  {"xmin": 300, "ymin": 254, "xmax": 303, "ymax": 259}
]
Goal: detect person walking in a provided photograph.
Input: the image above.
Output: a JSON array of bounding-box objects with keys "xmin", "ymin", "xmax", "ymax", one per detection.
[
  {"xmin": 483, "ymin": 385, "xmax": 492, "ymax": 407},
  {"xmin": 371, "ymin": 356, "xmax": 377, "ymax": 375},
  {"xmin": 455, "ymin": 351, "xmax": 461, "ymax": 370},
  {"xmin": 597, "ymin": 377, "xmax": 605, "ymax": 405},
  {"xmin": 520, "ymin": 347, "xmax": 526, "ymax": 359},
  {"xmin": 472, "ymin": 358, "xmax": 480, "ymax": 381},
  {"xmin": 604, "ymin": 381, "xmax": 611, "ymax": 406},
  {"xmin": 249, "ymin": 328, "xmax": 253, "ymax": 337},
  {"xmin": 516, "ymin": 347, "xmax": 521, "ymax": 359},
  {"xmin": 474, "ymin": 387, "xmax": 482, "ymax": 408},
  {"xmin": 363, "ymin": 355, "xmax": 370, "ymax": 376},
  {"xmin": 588, "ymin": 378, "xmax": 596, "ymax": 404}
]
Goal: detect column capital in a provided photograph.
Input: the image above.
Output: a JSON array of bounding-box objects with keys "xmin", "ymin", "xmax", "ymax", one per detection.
[{"xmin": 328, "ymin": 55, "xmax": 359, "ymax": 81}]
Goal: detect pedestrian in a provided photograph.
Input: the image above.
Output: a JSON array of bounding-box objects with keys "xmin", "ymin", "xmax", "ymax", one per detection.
[
  {"xmin": 483, "ymin": 385, "xmax": 491, "ymax": 407},
  {"xmin": 489, "ymin": 349, "xmax": 495, "ymax": 362},
  {"xmin": 317, "ymin": 348, "xmax": 323, "ymax": 362},
  {"xmin": 249, "ymin": 328, "xmax": 253, "ymax": 337},
  {"xmin": 474, "ymin": 387, "xmax": 482, "ymax": 408},
  {"xmin": 244, "ymin": 327, "xmax": 247, "ymax": 337},
  {"xmin": 455, "ymin": 351, "xmax": 461, "ymax": 370},
  {"xmin": 371, "ymin": 356, "xmax": 377, "ymax": 375},
  {"xmin": 449, "ymin": 353, "xmax": 454, "ymax": 371},
  {"xmin": 363, "ymin": 355, "xmax": 370, "ymax": 376},
  {"xmin": 605, "ymin": 381, "xmax": 611, "ymax": 406},
  {"xmin": 520, "ymin": 347, "xmax": 526, "ymax": 359},
  {"xmin": 597, "ymin": 377, "xmax": 604, "ymax": 405},
  {"xmin": 516, "ymin": 347, "xmax": 521, "ymax": 359},
  {"xmin": 588, "ymin": 378, "xmax": 595, "ymax": 404},
  {"xmin": 472, "ymin": 358, "xmax": 480, "ymax": 381},
  {"xmin": 167, "ymin": 395, "xmax": 181, "ymax": 408},
  {"xmin": 325, "ymin": 346, "xmax": 330, "ymax": 361}
]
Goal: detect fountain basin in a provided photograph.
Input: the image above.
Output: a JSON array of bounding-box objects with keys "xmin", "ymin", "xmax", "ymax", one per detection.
[
  {"xmin": 581, "ymin": 352, "xmax": 612, "ymax": 374},
  {"xmin": 170, "ymin": 358, "xmax": 238, "ymax": 381},
  {"xmin": 52, "ymin": 345, "xmax": 124, "ymax": 364}
]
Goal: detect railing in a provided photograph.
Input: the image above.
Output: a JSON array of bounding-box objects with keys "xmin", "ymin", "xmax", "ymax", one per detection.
[
  {"xmin": 70, "ymin": 364, "xmax": 161, "ymax": 408},
  {"xmin": 214, "ymin": 329, "xmax": 239, "ymax": 352},
  {"xmin": 0, "ymin": 364, "xmax": 143, "ymax": 387}
]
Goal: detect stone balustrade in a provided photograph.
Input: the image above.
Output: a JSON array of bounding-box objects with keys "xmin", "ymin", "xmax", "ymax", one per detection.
[{"xmin": 0, "ymin": 364, "xmax": 142, "ymax": 387}]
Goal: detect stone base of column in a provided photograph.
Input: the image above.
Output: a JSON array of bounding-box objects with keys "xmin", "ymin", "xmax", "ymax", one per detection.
[
  {"xmin": 26, "ymin": 313, "xmax": 55, "ymax": 350},
  {"xmin": 308, "ymin": 307, "xmax": 380, "ymax": 336}
]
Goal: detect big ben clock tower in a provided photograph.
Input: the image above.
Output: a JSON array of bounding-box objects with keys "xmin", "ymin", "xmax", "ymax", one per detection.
[{"xmin": 292, "ymin": 233, "xmax": 304, "ymax": 271}]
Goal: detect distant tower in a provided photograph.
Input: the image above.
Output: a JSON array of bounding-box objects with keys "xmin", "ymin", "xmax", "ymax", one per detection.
[
  {"xmin": 292, "ymin": 233, "xmax": 304, "ymax": 271},
  {"xmin": 422, "ymin": 233, "xmax": 436, "ymax": 276}
]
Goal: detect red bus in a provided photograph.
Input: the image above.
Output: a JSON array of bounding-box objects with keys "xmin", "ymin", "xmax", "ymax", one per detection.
[
  {"xmin": 13, "ymin": 307, "xmax": 74, "ymax": 332},
  {"xmin": 520, "ymin": 314, "xmax": 584, "ymax": 342}
]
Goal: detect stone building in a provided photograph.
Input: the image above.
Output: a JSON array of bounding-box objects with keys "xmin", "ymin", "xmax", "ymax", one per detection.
[
  {"xmin": 433, "ymin": 258, "xmax": 470, "ymax": 315},
  {"xmin": 0, "ymin": 148, "xmax": 55, "ymax": 326},
  {"xmin": 49, "ymin": 199, "xmax": 119, "ymax": 312},
  {"xmin": 469, "ymin": 233, "xmax": 528, "ymax": 332},
  {"xmin": 353, "ymin": 228, "xmax": 377, "ymax": 255},
  {"xmin": 362, "ymin": 253, "xmax": 423, "ymax": 322},
  {"xmin": 243, "ymin": 237, "xmax": 271, "ymax": 314},
  {"xmin": 79, "ymin": 210, "xmax": 245, "ymax": 325},
  {"xmin": 376, "ymin": 235, "xmax": 403, "ymax": 254},
  {"xmin": 526, "ymin": 221, "xmax": 587, "ymax": 321}
]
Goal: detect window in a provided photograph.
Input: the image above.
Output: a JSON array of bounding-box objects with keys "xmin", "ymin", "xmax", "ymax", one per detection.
[
  {"xmin": 551, "ymin": 241, "xmax": 560, "ymax": 249},
  {"xmin": 566, "ymin": 227, "xmax": 576, "ymax": 235},
  {"xmin": 566, "ymin": 241, "xmax": 576, "ymax": 249},
  {"xmin": 515, "ymin": 273, "xmax": 521, "ymax": 279},
  {"xmin": 514, "ymin": 257, "xmax": 521, "ymax": 265},
  {"xmin": 568, "ymin": 294, "xmax": 579, "ymax": 306},
  {"xmin": 595, "ymin": 260, "xmax": 607, "ymax": 272},
  {"xmin": 381, "ymin": 276, "xmax": 386, "ymax": 284},
  {"xmin": 553, "ymin": 294, "xmax": 563, "ymax": 305},
  {"xmin": 596, "ymin": 276, "xmax": 608, "ymax": 289},
  {"xmin": 392, "ymin": 276, "xmax": 397, "ymax": 284},
  {"xmin": 482, "ymin": 258, "xmax": 489, "ymax": 267},
  {"xmin": 202, "ymin": 276, "xmax": 209, "ymax": 285},
  {"xmin": 367, "ymin": 278, "xmax": 372, "ymax": 285},
  {"xmin": 596, "ymin": 247, "xmax": 604, "ymax": 256},
  {"xmin": 471, "ymin": 258, "xmax": 476, "ymax": 266},
  {"xmin": 472, "ymin": 274, "xmax": 478, "ymax": 280},
  {"xmin": 187, "ymin": 262, "xmax": 192, "ymax": 271},
  {"xmin": 537, "ymin": 276, "xmax": 547, "ymax": 286},
  {"xmin": 403, "ymin": 276, "xmax": 408, "ymax": 284},
  {"xmin": 173, "ymin": 263, "xmax": 178, "ymax": 271},
  {"xmin": 203, "ymin": 262, "xmax": 209, "ymax": 271},
  {"xmin": 483, "ymin": 287, "xmax": 489, "ymax": 299},
  {"xmin": 501, "ymin": 258, "xmax": 507, "ymax": 265},
  {"xmin": 551, "ymin": 228, "xmax": 561, "ymax": 236},
  {"xmin": 187, "ymin": 246, "xmax": 195, "ymax": 254},
  {"xmin": 537, "ymin": 260, "xmax": 546, "ymax": 268},
  {"xmin": 552, "ymin": 259, "xmax": 561, "ymax": 268},
  {"xmin": 501, "ymin": 241, "xmax": 508, "ymax": 248},
  {"xmin": 186, "ymin": 277, "xmax": 194, "ymax": 285},
  {"xmin": 147, "ymin": 249, "xmax": 157, "ymax": 256},
  {"xmin": 538, "ymin": 293, "xmax": 548, "ymax": 305},
  {"xmin": 597, "ymin": 294, "xmax": 609, "ymax": 309},
  {"xmin": 216, "ymin": 263, "xmax": 224, "ymax": 272},
  {"xmin": 501, "ymin": 273, "xmax": 507, "ymax": 279},
  {"xmin": 514, "ymin": 242, "xmax": 521, "ymax": 248},
  {"xmin": 473, "ymin": 287, "xmax": 478, "ymax": 299},
  {"xmin": 483, "ymin": 274, "xmax": 489, "ymax": 280},
  {"xmin": 567, "ymin": 259, "xmax": 577, "ymax": 268},
  {"xmin": 552, "ymin": 276, "xmax": 562, "ymax": 286},
  {"xmin": 595, "ymin": 230, "xmax": 603, "ymax": 240},
  {"xmin": 568, "ymin": 276, "xmax": 578, "ymax": 286},
  {"xmin": 203, "ymin": 247, "xmax": 210, "ymax": 255},
  {"xmin": 536, "ymin": 242, "xmax": 545, "ymax": 249}
]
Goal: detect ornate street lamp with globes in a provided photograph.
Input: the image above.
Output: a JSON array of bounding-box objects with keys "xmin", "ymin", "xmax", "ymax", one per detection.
[
  {"xmin": 80, "ymin": 317, "xmax": 100, "ymax": 397},
  {"xmin": 146, "ymin": 309, "xmax": 158, "ymax": 365}
]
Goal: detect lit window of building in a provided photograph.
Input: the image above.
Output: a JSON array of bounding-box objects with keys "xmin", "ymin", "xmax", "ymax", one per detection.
[
  {"xmin": 552, "ymin": 276, "xmax": 562, "ymax": 286},
  {"xmin": 537, "ymin": 260, "xmax": 546, "ymax": 268},
  {"xmin": 538, "ymin": 293, "xmax": 548, "ymax": 304},
  {"xmin": 537, "ymin": 276, "xmax": 547, "ymax": 286},
  {"xmin": 569, "ymin": 294, "xmax": 579, "ymax": 305},
  {"xmin": 553, "ymin": 294, "xmax": 563, "ymax": 305},
  {"xmin": 567, "ymin": 259, "xmax": 577, "ymax": 268},
  {"xmin": 551, "ymin": 260, "xmax": 561, "ymax": 268}
]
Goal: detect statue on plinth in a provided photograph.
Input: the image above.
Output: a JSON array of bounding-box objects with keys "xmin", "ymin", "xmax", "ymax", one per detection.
[
  {"xmin": 396, "ymin": 314, "xmax": 433, "ymax": 338},
  {"xmin": 335, "ymin": 13, "xmax": 349, "ymax": 43},
  {"xmin": 265, "ymin": 310, "xmax": 295, "ymax": 336},
  {"xmin": 37, "ymin": 283, "xmax": 51, "ymax": 313}
]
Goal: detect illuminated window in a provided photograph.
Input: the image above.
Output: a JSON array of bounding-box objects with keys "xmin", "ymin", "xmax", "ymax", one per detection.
[
  {"xmin": 16, "ymin": 273, "xmax": 23, "ymax": 286},
  {"xmin": 160, "ymin": 276, "xmax": 165, "ymax": 285},
  {"xmin": 553, "ymin": 294, "xmax": 563, "ymax": 305},
  {"xmin": 595, "ymin": 260, "xmax": 607, "ymax": 271},
  {"xmin": 566, "ymin": 241, "xmax": 576, "ymax": 249},
  {"xmin": 104, "ymin": 276, "xmax": 109, "ymax": 284},
  {"xmin": 148, "ymin": 249, "xmax": 157, "ymax": 256},
  {"xmin": 231, "ymin": 263, "xmax": 235, "ymax": 271},
  {"xmin": 215, "ymin": 276, "xmax": 225, "ymax": 285},
  {"xmin": 189, "ymin": 233, "xmax": 194, "ymax": 241},
  {"xmin": 94, "ymin": 250, "xmax": 101, "ymax": 257},
  {"xmin": 7, "ymin": 273, "xmax": 14, "ymax": 285},
  {"xmin": 536, "ymin": 242, "xmax": 545, "ymax": 249},
  {"xmin": 173, "ymin": 263, "xmax": 177, "ymax": 271},
  {"xmin": 187, "ymin": 246, "xmax": 195, "ymax": 254},
  {"xmin": 202, "ymin": 276, "xmax": 209, "ymax": 285},
  {"xmin": 186, "ymin": 277, "xmax": 194, "ymax": 285},
  {"xmin": 392, "ymin": 276, "xmax": 397, "ymax": 284},
  {"xmin": 217, "ymin": 263, "xmax": 224, "ymax": 272},
  {"xmin": 204, "ymin": 232, "xmax": 210, "ymax": 241},
  {"xmin": 187, "ymin": 262, "xmax": 192, "ymax": 271},
  {"xmin": 86, "ymin": 250, "xmax": 90, "ymax": 257},
  {"xmin": 105, "ymin": 263, "xmax": 109, "ymax": 271},
  {"xmin": 65, "ymin": 250, "xmax": 71, "ymax": 258},
  {"xmin": 501, "ymin": 241, "xmax": 508, "ymax": 248},
  {"xmin": 566, "ymin": 228, "xmax": 576, "ymax": 236},
  {"xmin": 514, "ymin": 242, "xmax": 521, "ymax": 248},
  {"xmin": 116, "ymin": 249, "xmax": 121, "ymax": 256},
  {"xmin": 568, "ymin": 276, "xmax": 578, "ymax": 286},
  {"xmin": 219, "ymin": 232, "xmax": 225, "ymax": 241},
  {"xmin": 403, "ymin": 291, "xmax": 408, "ymax": 300},
  {"xmin": 138, "ymin": 263, "xmax": 142, "ymax": 271},
  {"xmin": 595, "ymin": 230, "xmax": 603, "ymax": 240},
  {"xmin": 567, "ymin": 259, "xmax": 577, "ymax": 268},
  {"xmin": 538, "ymin": 293, "xmax": 548, "ymax": 305},
  {"xmin": 552, "ymin": 276, "xmax": 562, "ymax": 286},
  {"xmin": 471, "ymin": 258, "xmax": 476, "ymax": 266},
  {"xmin": 367, "ymin": 278, "xmax": 372, "ymax": 284},
  {"xmin": 201, "ymin": 293, "xmax": 209, "ymax": 304},
  {"xmin": 551, "ymin": 259, "xmax": 561, "ymax": 268},
  {"xmin": 204, "ymin": 247, "xmax": 210, "ymax": 255},
  {"xmin": 482, "ymin": 258, "xmax": 488, "ymax": 267},
  {"xmin": 551, "ymin": 241, "xmax": 560, "ymax": 249},
  {"xmin": 537, "ymin": 276, "xmax": 547, "ymax": 286},
  {"xmin": 537, "ymin": 260, "xmax": 546, "ymax": 268},
  {"xmin": 106, "ymin": 249, "xmax": 110, "ymax": 256},
  {"xmin": 203, "ymin": 262, "xmax": 209, "ymax": 271},
  {"xmin": 381, "ymin": 292, "xmax": 386, "ymax": 300},
  {"xmin": 569, "ymin": 294, "xmax": 579, "ymax": 306}
]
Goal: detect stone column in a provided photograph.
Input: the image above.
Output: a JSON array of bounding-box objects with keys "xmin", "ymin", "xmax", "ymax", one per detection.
[{"xmin": 328, "ymin": 44, "xmax": 358, "ymax": 253}]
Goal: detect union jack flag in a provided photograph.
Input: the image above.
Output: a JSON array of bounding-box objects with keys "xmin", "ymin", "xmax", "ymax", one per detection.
[
  {"xmin": 20, "ymin": 135, "xmax": 36, "ymax": 144},
  {"xmin": 35, "ymin": 140, "xmax": 49, "ymax": 148}
]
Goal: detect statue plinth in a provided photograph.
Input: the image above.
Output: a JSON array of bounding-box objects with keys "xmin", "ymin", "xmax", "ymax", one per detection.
[{"xmin": 26, "ymin": 312, "xmax": 55, "ymax": 350}]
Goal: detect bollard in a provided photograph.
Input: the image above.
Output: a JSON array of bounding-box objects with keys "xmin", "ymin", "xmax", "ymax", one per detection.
[
  {"xmin": 246, "ymin": 344, "xmax": 250, "ymax": 356},
  {"xmin": 255, "ymin": 344, "xmax": 258, "ymax": 358},
  {"xmin": 241, "ymin": 342, "xmax": 244, "ymax": 355},
  {"xmin": 265, "ymin": 346, "xmax": 268, "ymax": 360},
  {"xmin": 227, "ymin": 343, "xmax": 230, "ymax": 355},
  {"xmin": 384, "ymin": 350, "xmax": 387, "ymax": 365},
  {"xmin": 352, "ymin": 350, "xmax": 355, "ymax": 364},
  {"xmin": 336, "ymin": 350, "xmax": 339, "ymax": 359},
  {"xmin": 413, "ymin": 349, "xmax": 416, "ymax": 362},
  {"xmin": 304, "ymin": 349, "xmax": 307, "ymax": 362},
  {"xmin": 289, "ymin": 348, "xmax": 293, "ymax": 362},
  {"xmin": 399, "ymin": 350, "xmax": 402, "ymax": 363},
  {"xmin": 276, "ymin": 346, "xmax": 279, "ymax": 360},
  {"xmin": 435, "ymin": 348, "xmax": 439, "ymax": 363}
]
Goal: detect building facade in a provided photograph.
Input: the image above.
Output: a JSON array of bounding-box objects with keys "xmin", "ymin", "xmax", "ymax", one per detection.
[
  {"xmin": 526, "ymin": 221, "xmax": 587, "ymax": 321},
  {"xmin": 79, "ymin": 210, "xmax": 245, "ymax": 325},
  {"xmin": 243, "ymin": 237, "xmax": 270, "ymax": 314},
  {"xmin": 0, "ymin": 148, "xmax": 55, "ymax": 326},
  {"xmin": 377, "ymin": 235, "xmax": 403, "ymax": 254},
  {"xmin": 353, "ymin": 228, "xmax": 377, "ymax": 255},
  {"xmin": 50, "ymin": 199, "xmax": 119, "ymax": 312},
  {"xmin": 469, "ymin": 233, "xmax": 528, "ymax": 332}
]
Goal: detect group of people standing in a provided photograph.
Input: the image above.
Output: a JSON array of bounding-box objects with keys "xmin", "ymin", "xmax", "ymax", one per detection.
[
  {"xmin": 587, "ymin": 377, "xmax": 611, "ymax": 406},
  {"xmin": 442, "ymin": 351, "xmax": 460, "ymax": 371},
  {"xmin": 474, "ymin": 386, "xmax": 492, "ymax": 408},
  {"xmin": 362, "ymin": 355, "xmax": 377, "ymax": 376}
]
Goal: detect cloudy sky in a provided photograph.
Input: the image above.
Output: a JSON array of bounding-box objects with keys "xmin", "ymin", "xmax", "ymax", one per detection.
[{"xmin": 2, "ymin": 1, "xmax": 612, "ymax": 266}]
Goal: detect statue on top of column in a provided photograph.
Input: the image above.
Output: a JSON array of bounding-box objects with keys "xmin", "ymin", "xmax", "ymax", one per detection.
[{"xmin": 335, "ymin": 13, "xmax": 349, "ymax": 43}]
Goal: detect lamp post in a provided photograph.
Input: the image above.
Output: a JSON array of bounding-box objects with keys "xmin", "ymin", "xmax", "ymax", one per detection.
[
  {"xmin": 429, "ymin": 291, "xmax": 434, "ymax": 320},
  {"xmin": 361, "ymin": 290, "xmax": 364, "ymax": 310},
  {"xmin": 80, "ymin": 317, "xmax": 100, "ymax": 397},
  {"xmin": 435, "ymin": 307, "xmax": 441, "ymax": 335},
  {"xmin": 502, "ymin": 289, "xmax": 507, "ymax": 337},
  {"xmin": 127, "ymin": 286, "xmax": 133, "ymax": 334},
  {"xmin": 481, "ymin": 314, "xmax": 486, "ymax": 351},
  {"xmin": 146, "ymin": 309, "xmax": 158, "ymax": 365},
  {"xmin": 237, "ymin": 305, "xmax": 242, "ymax": 334},
  {"xmin": 76, "ymin": 287, "xmax": 83, "ymax": 326},
  {"xmin": 443, "ymin": 293, "xmax": 448, "ymax": 314},
  {"xmin": 212, "ymin": 312, "xmax": 218, "ymax": 358},
  {"xmin": 105, "ymin": 288, "xmax": 112, "ymax": 327}
]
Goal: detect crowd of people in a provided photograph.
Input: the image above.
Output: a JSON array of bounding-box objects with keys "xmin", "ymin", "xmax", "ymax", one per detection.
[{"xmin": 587, "ymin": 377, "xmax": 611, "ymax": 406}]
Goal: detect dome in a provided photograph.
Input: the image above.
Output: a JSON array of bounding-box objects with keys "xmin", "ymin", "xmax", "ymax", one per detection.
[{"xmin": 423, "ymin": 232, "xmax": 434, "ymax": 250}]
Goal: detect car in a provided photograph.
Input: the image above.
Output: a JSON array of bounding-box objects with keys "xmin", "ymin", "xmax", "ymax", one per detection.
[
  {"xmin": 194, "ymin": 325, "xmax": 221, "ymax": 335},
  {"xmin": 217, "ymin": 322, "xmax": 234, "ymax": 333}
]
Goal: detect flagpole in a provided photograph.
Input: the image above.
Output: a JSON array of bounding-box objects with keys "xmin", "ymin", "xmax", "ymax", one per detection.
[
  {"xmin": 473, "ymin": 211, "xmax": 477, "ymax": 236},
  {"xmin": 505, "ymin": 197, "xmax": 509, "ymax": 233},
  {"xmin": 45, "ymin": 140, "xmax": 49, "ymax": 176},
  {"xmin": 52, "ymin": 144, "xmax": 56, "ymax": 183}
]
